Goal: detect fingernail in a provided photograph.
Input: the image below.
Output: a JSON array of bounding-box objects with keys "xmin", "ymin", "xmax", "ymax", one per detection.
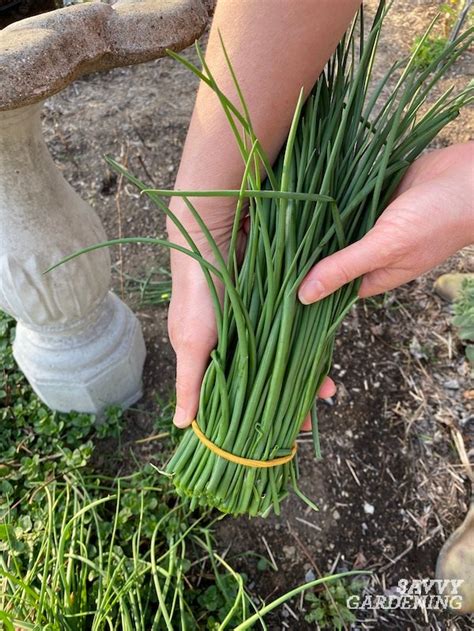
[
  {"xmin": 173, "ymin": 406, "xmax": 190, "ymax": 428},
  {"xmin": 299, "ymin": 279, "xmax": 325, "ymax": 305}
]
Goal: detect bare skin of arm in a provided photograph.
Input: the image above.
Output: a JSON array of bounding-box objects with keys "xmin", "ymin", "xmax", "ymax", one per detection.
[{"xmin": 168, "ymin": 0, "xmax": 361, "ymax": 427}]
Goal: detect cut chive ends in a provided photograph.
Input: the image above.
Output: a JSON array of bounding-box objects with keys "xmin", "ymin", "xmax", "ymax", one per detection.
[{"xmin": 51, "ymin": 2, "xmax": 473, "ymax": 517}]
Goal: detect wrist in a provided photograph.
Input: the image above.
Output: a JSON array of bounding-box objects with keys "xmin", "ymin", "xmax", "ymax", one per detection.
[{"xmin": 167, "ymin": 194, "xmax": 236, "ymax": 246}]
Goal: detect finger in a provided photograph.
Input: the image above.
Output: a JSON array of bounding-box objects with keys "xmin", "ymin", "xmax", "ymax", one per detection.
[
  {"xmin": 298, "ymin": 229, "xmax": 389, "ymax": 304},
  {"xmin": 300, "ymin": 377, "xmax": 336, "ymax": 431},
  {"xmin": 319, "ymin": 376, "xmax": 336, "ymax": 398},
  {"xmin": 173, "ymin": 345, "xmax": 211, "ymax": 428},
  {"xmin": 168, "ymin": 274, "xmax": 217, "ymax": 429}
]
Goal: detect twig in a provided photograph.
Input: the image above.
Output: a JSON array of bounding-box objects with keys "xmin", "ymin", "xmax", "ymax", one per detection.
[
  {"xmin": 417, "ymin": 524, "xmax": 442, "ymax": 548},
  {"xmin": 283, "ymin": 602, "xmax": 299, "ymax": 621},
  {"xmin": 379, "ymin": 540, "xmax": 414, "ymax": 573},
  {"xmin": 115, "ymin": 143, "xmax": 128, "ymax": 300},
  {"xmin": 134, "ymin": 432, "xmax": 170, "ymax": 444},
  {"xmin": 450, "ymin": 426, "xmax": 473, "ymax": 482},
  {"xmin": 345, "ymin": 459, "xmax": 361, "ymax": 487},
  {"xmin": 295, "ymin": 516, "xmax": 322, "ymax": 531},
  {"xmin": 261, "ymin": 536, "xmax": 278, "ymax": 572}
]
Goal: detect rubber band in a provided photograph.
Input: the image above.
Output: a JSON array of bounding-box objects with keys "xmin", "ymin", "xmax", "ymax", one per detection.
[{"xmin": 191, "ymin": 420, "xmax": 297, "ymax": 468}]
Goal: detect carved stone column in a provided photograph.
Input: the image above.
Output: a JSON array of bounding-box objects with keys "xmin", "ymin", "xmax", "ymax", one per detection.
[
  {"xmin": 0, "ymin": 0, "xmax": 214, "ymax": 414},
  {"xmin": 0, "ymin": 103, "xmax": 146, "ymax": 414}
]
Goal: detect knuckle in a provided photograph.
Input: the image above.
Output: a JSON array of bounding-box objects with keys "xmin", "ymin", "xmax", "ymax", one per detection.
[
  {"xmin": 169, "ymin": 324, "xmax": 216, "ymax": 356},
  {"xmin": 175, "ymin": 373, "xmax": 196, "ymax": 396},
  {"xmin": 333, "ymin": 261, "xmax": 353, "ymax": 287},
  {"xmin": 369, "ymin": 217, "xmax": 411, "ymax": 264}
]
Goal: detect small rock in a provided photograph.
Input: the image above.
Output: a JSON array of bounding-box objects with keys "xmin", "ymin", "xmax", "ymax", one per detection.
[
  {"xmin": 444, "ymin": 379, "xmax": 460, "ymax": 390},
  {"xmin": 434, "ymin": 273, "xmax": 474, "ymax": 302},
  {"xmin": 305, "ymin": 569, "xmax": 316, "ymax": 582},
  {"xmin": 460, "ymin": 414, "xmax": 473, "ymax": 427},
  {"xmin": 363, "ymin": 502, "xmax": 375, "ymax": 515},
  {"xmin": 283, "ymin": 545, "xmax": 296, "ymax": 559},
  {"xmin": 333, "ymin": 510, "xmax": 341, "ymax": 520},
  {"xmin": 409, "ymin": 336, "xmax": 427, "ymax": 360}
]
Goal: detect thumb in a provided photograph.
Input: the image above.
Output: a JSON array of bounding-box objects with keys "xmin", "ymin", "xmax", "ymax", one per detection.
[
  {"xmin": 173, "ymin": 344, "xmax": 211, "ymax": 428},
  {"xmin": 298, "ymin": 228, "xmax": 387, "ymax": 304},
  {"xmin": 168, "ymin": 284, "xmax": 217, "ymax": 429}
]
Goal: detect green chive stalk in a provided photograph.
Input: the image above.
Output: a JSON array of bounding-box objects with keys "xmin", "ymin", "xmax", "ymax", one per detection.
[{"xmin": 52, "ymin": 2, "xmax": 473, "ymax": 517}]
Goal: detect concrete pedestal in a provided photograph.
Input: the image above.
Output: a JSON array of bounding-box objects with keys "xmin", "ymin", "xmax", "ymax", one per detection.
[{"xmin": 0, "ymin": 103, "xmax": 146, "ymax": 414}]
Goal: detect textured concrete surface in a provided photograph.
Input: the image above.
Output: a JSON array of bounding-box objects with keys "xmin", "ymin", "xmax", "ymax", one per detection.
[
  {"xmin": 0, "ymin": 102, "xmax": 146, "ymax": 414},
  {"xmin": 0, "ymin": 0, "xmax": 213, "ymax": 111}
]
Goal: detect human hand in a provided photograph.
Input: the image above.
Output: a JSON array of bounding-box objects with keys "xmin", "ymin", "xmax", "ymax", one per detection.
[
  {"xmin": 298, "ymin": 143, "xmax": 474, "ymax": 304},
  {"xmin": 167, "ymin": 202, "xmax": 233, "ymax": 429},
  {"xmin": 298, "ymin": 143, "xmax": 473, "ymax": 432}
]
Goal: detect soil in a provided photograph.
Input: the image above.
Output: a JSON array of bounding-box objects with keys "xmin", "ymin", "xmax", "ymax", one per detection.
[
  {"xmin": 36, "ymin": 1, "xmax": 473, "ymax": 629},
  {"xmin": 0, "ymin": 0, "xmax": 58, "ymax": 28}
]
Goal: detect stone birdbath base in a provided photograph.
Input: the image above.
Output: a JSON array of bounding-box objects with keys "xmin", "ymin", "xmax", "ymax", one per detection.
[{"xmin": 0, "ymin": 0, "xmax": 212, "ymax": 414}]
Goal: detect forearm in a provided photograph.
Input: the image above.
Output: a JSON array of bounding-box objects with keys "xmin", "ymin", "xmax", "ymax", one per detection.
[{"xmin": 169, "ymin": 0, "xmax": 361, "ymax": 235}]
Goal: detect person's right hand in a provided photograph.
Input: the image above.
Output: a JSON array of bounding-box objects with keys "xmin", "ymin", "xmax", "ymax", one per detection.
[{"xmin": 167, "ymin": 201, "xmax": 233, "ymax": 429}]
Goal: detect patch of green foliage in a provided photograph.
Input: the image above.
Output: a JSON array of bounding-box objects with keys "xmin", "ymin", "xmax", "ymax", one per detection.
[
  {"xmin": 0, "ymin": 310, "xmax": 252, "ymax": 630},
  {"xmin": 411, "ymin": 1, "xmax": 469, "ymax": 68},
  {"xmin": 304, "ymin": 577, "xmax": 366, "ymax": 630},
  {"xmin": 453, "ymin": 277, "xmax": 474, "ymax": 366},
  {"xmin": 411, "ymin": 35, "xmax": 448, "ymax": 69},
  {"xmin": 121, "ymin": 267, "xmax": 172, "ymax": 306}
]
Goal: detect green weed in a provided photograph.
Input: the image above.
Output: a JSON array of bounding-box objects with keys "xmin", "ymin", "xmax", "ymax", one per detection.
[
  {"xmin": 0, "ymin": 311, "xmax": 251, "ymax": 630},
  {"xmin": 453, "ymin": 277, "xmax": 474, "ymax": 365},
  {"xmin": 304, "ymin": 576, "xmax": 366, "ymax": 630},
  {"xmin": 411, "ymin": 0, "xmax": 471, "ymax": 68}
]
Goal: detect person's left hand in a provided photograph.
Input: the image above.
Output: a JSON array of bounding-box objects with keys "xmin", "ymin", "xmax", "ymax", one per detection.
[
  {"xmin": 299, "ymin": 143, "xmax": 474, "ymax": 305},
  {"xmin": 298, "ymin": 143, "xmax": 474, "ymax": 430}
]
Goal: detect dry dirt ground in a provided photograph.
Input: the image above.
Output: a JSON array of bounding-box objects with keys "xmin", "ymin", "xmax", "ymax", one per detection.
[{"xmin": 39, "ymin": 1, "xmax": 473, "ymax": 629}]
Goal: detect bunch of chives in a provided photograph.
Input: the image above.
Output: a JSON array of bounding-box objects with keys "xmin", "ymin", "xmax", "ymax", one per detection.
[
  {"xmin": 54, "ymin": 2, "xmax": 473, "ymax": 517},
  {"xmin": 161, "ymin": 3, "xmax": 473, "ymax": 516}
]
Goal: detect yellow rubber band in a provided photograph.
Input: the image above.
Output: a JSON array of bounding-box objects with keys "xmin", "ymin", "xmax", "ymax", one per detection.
[{"xmin": 191, "ymin": 420, "xmax": 297, "ymax": 469}]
